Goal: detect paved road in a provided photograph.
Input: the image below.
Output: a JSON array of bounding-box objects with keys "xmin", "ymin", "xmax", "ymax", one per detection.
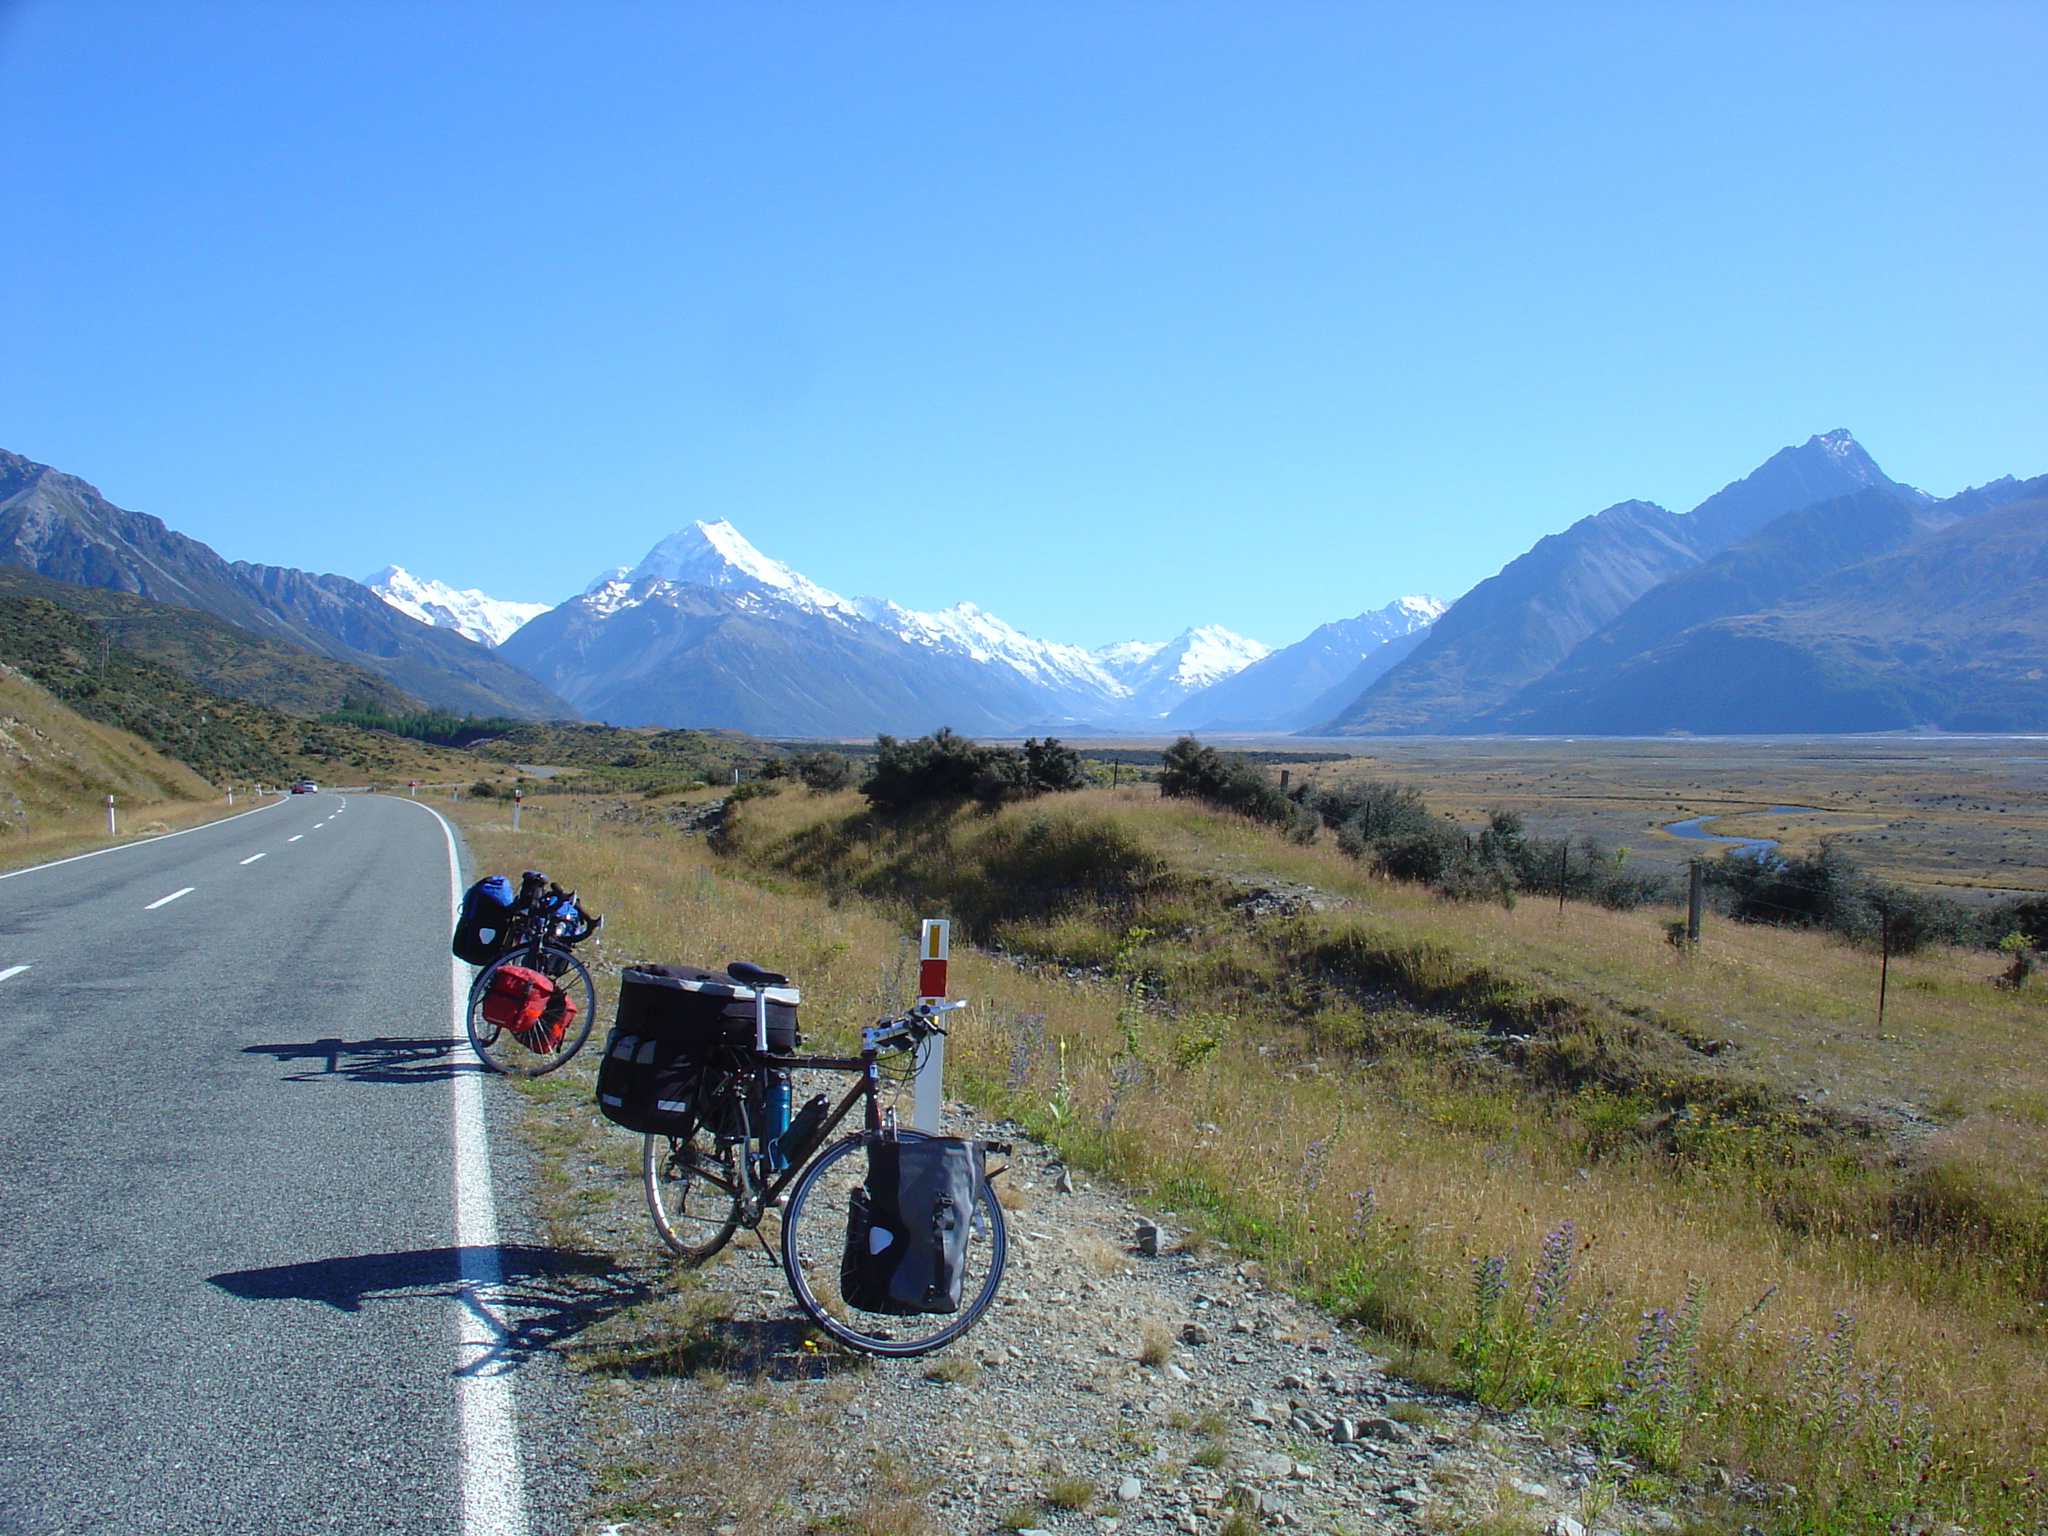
[{"xmin": 0, "ymin": 792, "xmax": 537, "ymax": 1534}]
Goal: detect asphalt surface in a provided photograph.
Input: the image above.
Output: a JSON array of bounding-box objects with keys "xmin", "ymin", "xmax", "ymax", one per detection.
[{"xmin": 0, "ymin": 792, "xmax": 564, "ymax": 1535}]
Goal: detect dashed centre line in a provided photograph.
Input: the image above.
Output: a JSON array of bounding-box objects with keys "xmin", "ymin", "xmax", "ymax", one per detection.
[
  {"xmin": 144, "ymin": 888, "xmax": 195, "ymax": 910},
  {"xmin": 240, "ymin": 854, "xmax": 267, "ymax": 865},
  {"xmin": 0, "ymin": 965, "xmax": 28, "ymax": 983},
  {"xmin": 288, "ymin": 835, "xmax": 303, "ymax": 843}
]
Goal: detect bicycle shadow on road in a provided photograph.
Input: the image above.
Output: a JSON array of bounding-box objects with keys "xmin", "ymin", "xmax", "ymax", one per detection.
[
  {"xmin": 242, "ymin": 1035, "xmax": 482, "ymax": 1084},
  {"xmin": 209, "ymin": 1244, "xmax": 656, "ymax": 1366}
]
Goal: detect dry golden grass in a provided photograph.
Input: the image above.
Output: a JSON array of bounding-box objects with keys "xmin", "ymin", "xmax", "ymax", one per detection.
[
  {"xmin": 459, "ymin": 785, "xmax": 2048, "ymax": 1534},
  {"xmin": 0, "ymin": 790, "xmax": 286, "ymax": 874}
]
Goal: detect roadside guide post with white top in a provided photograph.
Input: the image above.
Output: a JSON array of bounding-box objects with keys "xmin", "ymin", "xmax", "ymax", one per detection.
[{"xmin": 912, "ymin": 918, "xmax": 951, "ymax": 1131}]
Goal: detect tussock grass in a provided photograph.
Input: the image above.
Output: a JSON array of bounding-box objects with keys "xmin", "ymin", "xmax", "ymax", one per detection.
[{"xmin": 463, "ymin": 786, "xmax": 2048, "ymax": 1535}]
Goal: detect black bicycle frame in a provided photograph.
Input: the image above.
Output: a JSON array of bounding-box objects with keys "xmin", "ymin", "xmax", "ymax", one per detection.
[{"xmin": 691, "ymin": 1039, "xmax": 896, "ymax": 1218}]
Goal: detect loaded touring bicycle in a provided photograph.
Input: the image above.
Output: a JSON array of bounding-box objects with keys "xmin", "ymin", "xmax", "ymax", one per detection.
[{"xmin": 594, "ymin": 959, "xmax": 1011, "ymax": 1356}]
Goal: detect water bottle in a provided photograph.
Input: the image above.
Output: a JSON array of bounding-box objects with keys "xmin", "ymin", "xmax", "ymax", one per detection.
[
  {"xmin": 772, "ymin": 1094, "xmax": 832, "ymax": 1170},
  {"xmin": 764, "ymin": 1068, "xmax": 793, "ymax": 1168}
]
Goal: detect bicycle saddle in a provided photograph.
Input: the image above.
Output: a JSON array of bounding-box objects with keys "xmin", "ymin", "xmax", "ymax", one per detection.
[{"xmin": 726, "ymin": 960, "xmax": 788, "ymax": 987}]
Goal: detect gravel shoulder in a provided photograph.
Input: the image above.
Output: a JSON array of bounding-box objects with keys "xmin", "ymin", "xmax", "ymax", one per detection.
[{"xmin": 507, "ymin": 1062, "xmax": 1687, "ymax": 1536}]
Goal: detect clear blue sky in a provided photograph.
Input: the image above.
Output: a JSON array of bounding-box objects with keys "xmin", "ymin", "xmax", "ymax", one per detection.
[{"xmin": 1, "ymin": 1, "xmax": 2042, "ymax": 649}]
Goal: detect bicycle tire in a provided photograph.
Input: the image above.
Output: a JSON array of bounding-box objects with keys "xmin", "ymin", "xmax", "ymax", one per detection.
[
  {"xmin": 643, "ymin": 1127, "xmax": 743, "ymax": 1263},
  {"xmin": 779, "ymin": 1130, "xmax": 1008, "ymax": 1357},
  {"xmin": 465, "ymin": 945, "xmax": 597, "ymax": 1076}
]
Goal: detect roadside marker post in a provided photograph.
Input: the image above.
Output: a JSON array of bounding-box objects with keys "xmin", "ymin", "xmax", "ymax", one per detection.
[
  {"xmin": 106, "ymin": 795, "xmax": 116, "ymax": 836},
  {"xmin": 511, "ymin": 787, "xmax": 522, "ymax": 831},
  {"xmin": 911, "ymin": 919, "xmax": 950, "ymax": 1132}
]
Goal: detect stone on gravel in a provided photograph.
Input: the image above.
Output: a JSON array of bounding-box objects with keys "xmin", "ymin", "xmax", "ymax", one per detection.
[
  {"xmin": 1116, "ymin": 1475, "xmax": 1142, "ymax": 1502},
  {"xmin": 1358, "ymin": 1415, "xmax": 1414, "ymax": 1444},
  {"xmin": 1549, "ymin": 1518, "xmax": 1587, "ymax": 1536}
]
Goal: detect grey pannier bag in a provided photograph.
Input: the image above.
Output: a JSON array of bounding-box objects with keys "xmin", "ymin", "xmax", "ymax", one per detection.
[{"xmin": 840, "ymin": 1136, "xmax": 985, "ymax": 1315}]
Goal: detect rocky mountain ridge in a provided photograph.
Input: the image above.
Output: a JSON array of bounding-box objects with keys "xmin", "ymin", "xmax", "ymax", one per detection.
[
  {"xmin": 0, "ymin": 449, "xmax": 573, "ymax": 720},
  {"xmin": 1318, "ymin": 431, "xmax": 1931, "ymax": 735}
]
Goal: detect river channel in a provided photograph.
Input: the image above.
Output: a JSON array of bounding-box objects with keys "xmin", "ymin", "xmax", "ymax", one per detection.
[{"xmin": 1659, "ymin": 805, "xmax": 1819, "ymax": 861}]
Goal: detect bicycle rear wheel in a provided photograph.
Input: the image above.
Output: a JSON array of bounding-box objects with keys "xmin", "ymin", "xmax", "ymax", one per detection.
[
  {"xmin": 643, "ymin": 1127, "xmax": 742, "ymax": 1263},
  {"xmin": 466, "ymin": 946, "xmax": 597, "ymax": 1076},
  {"xmin": 779, "ymin": 1131, "xmax": 1008, "ymax": 1357}
]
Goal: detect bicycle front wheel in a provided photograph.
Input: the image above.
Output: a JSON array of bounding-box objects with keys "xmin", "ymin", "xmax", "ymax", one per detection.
[
  {"xmin": 466, "ymin": 946, "xmax": 597, "ymax": 1077},
  {"xmin": 779, "ymin": 1132, "xmax": 1008, "ymax": 1357},
  {"xmin": 644, "ymin": 1128, "xmax": 742, "ymax": 1263}
]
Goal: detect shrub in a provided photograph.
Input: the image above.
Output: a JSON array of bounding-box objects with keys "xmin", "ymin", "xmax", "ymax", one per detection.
[
  {"xmin": 1313, "ymin": 780, "xmax": 1673, "ymax": 910},
  {"xmin": 1159, "ymin": 736, "xmax": 1305, "ymax": 831},
  {"xmin": 759, "ymin": 749, "xmax": 854, "ymax": 792},
  {"xmin": 1705, "ymin": 841, "xmax": 1987, "ymax": 953},
  {"xmin": 861, "ymin": 728, "xmax": 1086, "ymax": 810}
]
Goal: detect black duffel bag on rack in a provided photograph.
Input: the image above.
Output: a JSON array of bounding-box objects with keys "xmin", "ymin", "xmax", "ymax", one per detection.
[
  {"xmin": 594, "ymin": 963, "xmax": 800, "ymax": 1135},
  {"xmin": 613, "ymin": 964, "xmax": 800, "ymax": 1053}
]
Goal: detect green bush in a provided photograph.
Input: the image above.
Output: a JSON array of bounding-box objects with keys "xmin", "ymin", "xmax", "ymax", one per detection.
[
  {"xmin": 861, "ymin": 728, "xmax": 1086, "ymax": 810},
  {"xmin": 1158, "ymin": 736, "xmax": 1305, "ymax": 832},
  {"xmin": 758, "ymin": 748, "xmax": 854, "ymax": 792},
  {"xmin": 1706, "ymin": 841, "xmax": 1993, "ymax": 953},
  {"xmin": 1313, "ymin": 780, "xmax": 1671, "ymax": 910}
]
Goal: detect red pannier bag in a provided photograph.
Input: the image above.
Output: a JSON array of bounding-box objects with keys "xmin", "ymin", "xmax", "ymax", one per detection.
[{"xmin": 481, "ymin": 965, "xmax": 571, "ymax": 1053}]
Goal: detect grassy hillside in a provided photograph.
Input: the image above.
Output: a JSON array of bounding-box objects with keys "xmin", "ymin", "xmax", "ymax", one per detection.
[
  {"xmin": 672, "ymin": 781, "xmax": 2048, "ymax": 1535},
  {"xmin": 0, "ymin": 591, "xmax": 497, "ymax": 791},
  {"xmin": 0, "ymin": 593, "xmax": 295, "ymax": 785},
  {"xmin": 0, "ymin": 664, "xmax": 253, "ymax": 865},
  {"xmin": 0, "ymin": 564, "xmax": 420, "ymax": 716},
  {"xmin": 0, "ymin": 662, "xmax": 215, "ymax": 819}
]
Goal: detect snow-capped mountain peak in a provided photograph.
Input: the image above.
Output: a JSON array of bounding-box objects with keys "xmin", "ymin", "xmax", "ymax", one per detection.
[
  {"xmin": 365, "ymin": 566, "xmax": 552, "ymax": 648},
  {"xmin": 856, "ymin": 596, "xmax": 1134, "ymax": 702},
  {"xmin": 557, "ymin": 516, "xmax": 1276, "ymax": 724},
  {"xmin": 1386, "ymin": 595, "xmax": 1449, "ymax": 628},
  {"xmin": 619, "ymin": 519, "xmax": 855, "ymax": 617}
]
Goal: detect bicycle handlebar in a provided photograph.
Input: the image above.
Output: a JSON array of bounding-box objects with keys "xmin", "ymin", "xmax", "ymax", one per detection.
[{"xmin": 863, "ymin": 999, "xmax": 967, "ymax": 1052}]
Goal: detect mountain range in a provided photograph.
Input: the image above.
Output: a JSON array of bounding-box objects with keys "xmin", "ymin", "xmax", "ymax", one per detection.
[
  {"xmin": 1321, "ymin": 432, "xmax": 2047, "ymax": 736},
  {"xmin": 9, "ymin": 428, "xmax": 2044, "ymax": 741},
  {"xmin": 0, "ymin": 450, "xmax": 572, "ymax": 720},
  {"xmin": 496, "ymin": 519, "xmax": 1348, "ymax": 735}
]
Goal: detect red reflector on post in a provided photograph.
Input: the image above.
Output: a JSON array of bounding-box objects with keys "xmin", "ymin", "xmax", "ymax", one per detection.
[{"xmin": 917, "ymin": 919, "xmax": 950, "ymax": 1003}]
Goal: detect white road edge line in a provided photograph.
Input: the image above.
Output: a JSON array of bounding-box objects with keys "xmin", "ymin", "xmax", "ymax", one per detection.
[
  {"xmin": 0, "ymin": 795, "xmax": 287, "ymax": 883},
  {"xmin": 409, "ymin": 797, "xmax": 529, "ymax": 1536},
  {"xmin": 239, "ymin": 853, "xmax": 267, "ymax": 865},
  {"xmin": 144, "ymin": 887, "xmax": 195, "ymax": 910},
  {"xmin": 0, "ymin": 965, "xmax": 28, "ymax": 982}
]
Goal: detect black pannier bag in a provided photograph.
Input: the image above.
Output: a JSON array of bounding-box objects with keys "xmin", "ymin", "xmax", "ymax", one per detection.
[
  {"xmin": 452, "ymin": 874, "xmax": 517, "ymax": 966},
  {"xmin": 839, "ymin": 1136, "xmax": 984, "ymax": 1315},
  {"xmin": 593, "ymin": 1029, "xmax": 703, "ymax": 1136},
  {"xmin": 615, "ymin": 964, "xmax": 800, "ymax": 1053}
]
